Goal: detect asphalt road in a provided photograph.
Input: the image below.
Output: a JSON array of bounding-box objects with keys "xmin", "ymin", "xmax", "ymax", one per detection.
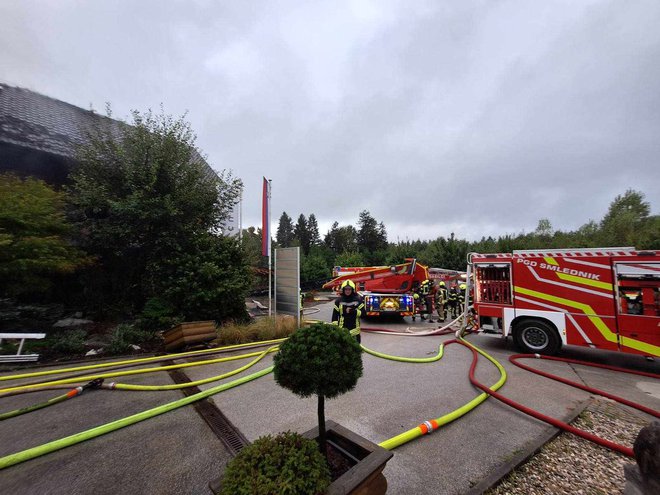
[{"xmin": 1, "ymin": 301, "xmax": 658, "ymax": 495}]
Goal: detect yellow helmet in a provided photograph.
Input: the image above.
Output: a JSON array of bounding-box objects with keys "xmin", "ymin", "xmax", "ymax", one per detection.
[
  {"xmin": 459, "ymin": 283, "xmax": 466, "ymax": 290},
  {"xmin": 340, "ymin": 280, "xmax": 356, "ymax": 291},
  {"xmin": 439, "ymin": 281, "xmax": 446, "ymax": 286}
]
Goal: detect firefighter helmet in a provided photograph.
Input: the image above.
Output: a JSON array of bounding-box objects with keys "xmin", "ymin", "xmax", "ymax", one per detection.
[
  {"xmin": 439, "ymin": 281, "xmax": 445, "ymax": 287},
  {"xmin": 341, "ymin": 280, "xmax": 356, "ymax": 292},
  {"xmin": 459, "ymin": 283, "xmax": 467, "ymax": 290}
]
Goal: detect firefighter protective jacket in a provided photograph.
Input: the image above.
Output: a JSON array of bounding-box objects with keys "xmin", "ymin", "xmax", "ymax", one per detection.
[
  {"xmin": 437, "ymin": 286, "xmax": 448, "ymax": 304},
  {"xmin": 332, "ymin": 293, "xmax": 365, "ymax": 330}
]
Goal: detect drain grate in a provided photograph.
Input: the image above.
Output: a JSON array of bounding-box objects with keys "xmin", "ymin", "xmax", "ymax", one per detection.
[{"xmin": 167, "ymin": 364, "xmax": 249, "ymax": 455}]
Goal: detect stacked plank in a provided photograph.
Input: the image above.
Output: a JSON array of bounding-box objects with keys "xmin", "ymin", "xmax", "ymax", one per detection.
[{"xmin": 163, "ymin": 321, "xmax": 217, "ymax": 351}]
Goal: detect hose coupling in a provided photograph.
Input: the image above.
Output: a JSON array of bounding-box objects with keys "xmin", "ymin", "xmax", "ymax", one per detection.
[
  {"xmin": 419, "ymin": 419, "xmax": 439, "ymax": 435},
  {"xmin": 82, "ymin": 378, "xmax": 105, "ymax": 391}
]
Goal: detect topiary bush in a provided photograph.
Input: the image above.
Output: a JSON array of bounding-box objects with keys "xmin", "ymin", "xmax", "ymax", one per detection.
[
  {"xmin": 274, "ymin": 322, "xmax": 363, "ymax": 456},
  {"xmin": 220, "ymin": 431, "xmax": 330, "ymax": 495}
]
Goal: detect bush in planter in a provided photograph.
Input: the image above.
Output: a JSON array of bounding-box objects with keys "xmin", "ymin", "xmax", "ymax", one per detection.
[
  {"xmin": 220, "ymin": 431, "xmax": 330, "ymax": 495},
  {"xmin": 273, "ymin": 322, "xmax": 363, "ymax": 456}
]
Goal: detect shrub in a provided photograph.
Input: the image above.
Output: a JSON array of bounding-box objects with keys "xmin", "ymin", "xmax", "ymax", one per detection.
[
  {"xmin": 274, "ymin": 322, "xmax": 363, "ymax": 455},
  {"xmin": 106, "ymin": 324, "xmax": 153, "ymax": 355},
  {"xmin": 50, "ymin": 329, "xmax": 87, "ymax": 355},
  {"xmin": 220, "ymin": 431, "xmax": 330, "ymax": 495},
  {"xmin": 135, "ymin": 297, "xmax": 180, "ymax": 332}
]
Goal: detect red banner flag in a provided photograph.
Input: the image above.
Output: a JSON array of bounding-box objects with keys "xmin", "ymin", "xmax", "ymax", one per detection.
[{"xmin": 262, "ymin": 177, "xmax": 270, "ymax": 256}]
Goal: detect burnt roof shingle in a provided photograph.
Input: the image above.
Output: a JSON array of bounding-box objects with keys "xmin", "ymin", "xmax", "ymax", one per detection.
[{"xmin": 0, "ymin": 83, "xmax": 216, "ymax": 179}]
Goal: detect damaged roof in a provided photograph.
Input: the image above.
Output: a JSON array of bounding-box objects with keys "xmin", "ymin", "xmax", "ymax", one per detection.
[{"xmin": 0, "ymin": 83, "xmax": 215, "ymax": 178}]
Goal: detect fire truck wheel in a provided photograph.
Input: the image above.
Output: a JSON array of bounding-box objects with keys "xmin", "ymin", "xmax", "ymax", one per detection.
[{"xmin": 513, "ymin": 319, "xmax": 561, "ymax": 355}]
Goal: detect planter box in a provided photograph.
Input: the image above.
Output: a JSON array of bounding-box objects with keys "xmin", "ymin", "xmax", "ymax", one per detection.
[
  {"xmin": 303, "ymin": 420, "xmax": 393, "ymax": 495},
  {"xmin": 209, "ymin": 421, "xmax": 393, "ymax": 495},
  {"xmin": 163, "ymin": 321, "xmax": 216, "ymax": 351}
]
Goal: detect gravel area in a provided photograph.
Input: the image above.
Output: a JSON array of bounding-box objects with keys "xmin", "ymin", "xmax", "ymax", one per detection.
[{"xmin": 487, "ymin": 400, "xmax": 652, "ymax": 495}]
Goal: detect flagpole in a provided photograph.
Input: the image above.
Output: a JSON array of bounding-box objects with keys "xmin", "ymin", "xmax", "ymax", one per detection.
[{"xmin": 268, "ymin": 179, "xmax": 272, "ymax": 316}]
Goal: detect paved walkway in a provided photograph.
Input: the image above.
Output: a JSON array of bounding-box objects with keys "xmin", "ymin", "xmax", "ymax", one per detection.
[{"xmin": 1, "ymin": 302, "xmax": 658, "ymax": 494}]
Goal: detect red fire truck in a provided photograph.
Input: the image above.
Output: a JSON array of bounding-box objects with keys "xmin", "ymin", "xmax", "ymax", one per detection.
[
  {"xmin": 469, "ymin": 248, "xmax": 659, "ymax": 357},
  {"xmin": 323, "ymin": 259, "xmax": 429, "ymax": 317}
]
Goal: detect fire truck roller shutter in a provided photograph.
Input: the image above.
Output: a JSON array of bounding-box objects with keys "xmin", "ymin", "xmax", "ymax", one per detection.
[{"xmin": 512, "ymin": 317, "xmax": 562, "ymax": 355}]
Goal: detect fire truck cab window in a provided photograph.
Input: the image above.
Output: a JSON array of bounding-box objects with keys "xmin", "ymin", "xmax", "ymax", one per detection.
[
  {"xmin": 616, "ymin": 263, "xmax": 660, "ymax": 317},
  {"xmin": 621, "ymin": 290, "xmax": 643, "ymax": 315},
  {"xmin": 475, "ymin": 264, "xmax": 511, "ymax": 304}
]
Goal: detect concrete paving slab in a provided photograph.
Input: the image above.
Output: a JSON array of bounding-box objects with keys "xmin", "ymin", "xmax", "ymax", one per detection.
[{"xmin": 0, "ymin": 365, "xmax": 232, "ymax": 495}]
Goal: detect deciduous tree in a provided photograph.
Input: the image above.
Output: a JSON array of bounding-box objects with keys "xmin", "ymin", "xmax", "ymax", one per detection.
[
  {"xmin": 0, "ymin": 174, "xmax": 90, "ymax": 297},
  {"xmin": 68, "ymin": 109, "xmax": 247, "ymax": 319}
]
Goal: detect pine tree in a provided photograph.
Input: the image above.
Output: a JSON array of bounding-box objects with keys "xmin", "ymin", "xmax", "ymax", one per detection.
[
  {"xmin": 308, "ymin": 213, "xmax": 321, "ymax": 247},
  {"xmin": 325, "ymin": 221, "xmax": 358, "ymax": 255},
  {"xmin": 276, "ymin": 212, "xmax": 295, "ymax": 247},
  {"xmin": 357, "ymin": 210, "xmax": 388, "ymax": 264},
  {"xmin": 294, "ymin": 214, "xmax": 311, "ymax": 254}
]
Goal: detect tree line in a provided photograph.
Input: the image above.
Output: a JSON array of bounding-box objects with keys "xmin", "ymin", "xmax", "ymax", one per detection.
[
  {"xmin": 1, "ymin": 107, "xmax": 657, "ymax": 326},
  {"xmin": 244, "ymin": 189, "xmax": 658, "ymax": 286}
]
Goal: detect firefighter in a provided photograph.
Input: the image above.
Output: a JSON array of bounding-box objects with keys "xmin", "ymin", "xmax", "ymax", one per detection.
[
  {"xmin": 458, "ymin": 283, "xmax": 467, "ymax": 315},
  {"xmin": 300, "ymin": 289, "xmax": 305, "ymax": 319},
  {"xmin": 436, "ymin": 281, "xmax": 448, "ymax": 321},
  {"xmin": 411, "ymin": 281, "xmax": 423, "ymax": 321},
  {"xmin": 447, "ymin": 283, "xmax": 459, "ymax": 318},
  {"xmin": 331, "ymin": 280, "xmax": 365, "ymax": 343},
  {"xmin": 412, "ymin": 291, "xmax": 421, "ymax": 321},
  {"xmin": 423, "ymin": 280, "xmax": 436, "ymax": 323}
]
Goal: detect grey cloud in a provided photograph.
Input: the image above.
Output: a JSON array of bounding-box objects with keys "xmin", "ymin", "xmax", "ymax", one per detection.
[{"xmin": 1, "ymin": 0, "xmax": 658, "ymax": 241}]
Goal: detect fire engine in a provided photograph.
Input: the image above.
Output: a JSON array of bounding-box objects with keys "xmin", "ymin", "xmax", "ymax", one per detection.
[
  {"xmin": 468, "ymin": 248, "xmax": 660, "ymax": 357},
  {"xmin": 323, "ymin": 259, "xmax": 430, "ymax": 317}
]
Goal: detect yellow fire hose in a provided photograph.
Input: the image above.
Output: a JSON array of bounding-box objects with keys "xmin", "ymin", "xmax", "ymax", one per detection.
[
  {"xmin": 113, "ymin": 346, "xmax": 278, "ymax": 391},
  {"xmin": 0, "ymin": 338, "xmax": 286, "ymax": 385},
  {"xmin": 378, "ymin": 337, "xmax": 506, "ymax": 450},
  {"xmin": 0, "ymin": 365, "xmax": 274, "ymax": 470},
  {"xmin": 0, "ymin": 324, "xmax": 508, "ymax": 469},
  {"xmin": 0, "ymin": 347, "xmax": 279, "ymax": 396}
]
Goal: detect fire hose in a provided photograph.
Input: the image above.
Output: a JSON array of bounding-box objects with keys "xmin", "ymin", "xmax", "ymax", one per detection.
[
  {"xmin": 459, "ymin": 339, "xmax": 653, "ymax": 458},
  {"xmin": 377, "ymin": 338, "xmax": 507, "ymax": 450},
  {"xmin": 1, "ymin": 322, "xmax": 654, "ymax": 468},
  {"xmin": 0, "ymin": 347, "xmax": 279, "ymax": 397},
  {"xmin": 0, "ymin": 338, "xmax": 286, "ymax": 387},
  {"xmin": 0, "ymin": 378, "xmax": 104, "ymax": 421},
  {"xmin": 0, "ymin": 347, "xmax": 279, "ymax": 421},
  {"xmin": 509, "ymin": 354, "xmax": 660, "ymax": 419},
  {"xmin": 0, "ymin": 366, "xmax": 274, "ymax": 470}
]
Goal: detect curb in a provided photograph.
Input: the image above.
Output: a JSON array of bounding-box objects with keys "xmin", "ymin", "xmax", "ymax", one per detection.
[{"xmin": 465, "ymin": 398, "xmax": 592, "ymax": 495}]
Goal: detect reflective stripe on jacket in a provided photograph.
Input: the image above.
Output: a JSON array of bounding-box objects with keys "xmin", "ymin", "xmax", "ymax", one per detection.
[{"xmin": 331, "ymin": 294, "xmax": 365, "ymax": 330}]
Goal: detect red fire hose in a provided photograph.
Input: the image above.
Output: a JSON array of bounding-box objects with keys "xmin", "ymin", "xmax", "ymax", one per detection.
[
  {"xmin": 509, "ymin": 354, "xmax": 660, "ymax": 419},
  {"xmin": 459, "ymin": 340, "xmax": 640, "ymax": 458}
]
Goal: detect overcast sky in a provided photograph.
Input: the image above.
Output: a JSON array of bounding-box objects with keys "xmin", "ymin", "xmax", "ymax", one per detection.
[{"xmin": 1, "ymin": 0, "xmax": 659, "ymax": 242}]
